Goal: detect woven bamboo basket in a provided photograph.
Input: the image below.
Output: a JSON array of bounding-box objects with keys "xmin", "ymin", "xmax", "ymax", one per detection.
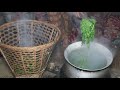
[{"xmin": 0, "ymin": 20, "xmax": 61, "ymax": 78}]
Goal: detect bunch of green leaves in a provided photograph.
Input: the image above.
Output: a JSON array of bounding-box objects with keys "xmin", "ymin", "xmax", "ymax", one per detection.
[{"xmin": 80, "ymin": 18, "xmax": 96, "ymax": 48}]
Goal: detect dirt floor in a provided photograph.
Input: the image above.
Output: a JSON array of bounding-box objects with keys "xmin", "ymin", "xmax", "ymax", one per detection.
[
  {"xmin": 110, "ymin": 49, "xmax": 120, "ymax": 78},
  {"xmin": 0, "ymin": 49, "xmax": 120, "ymax": 78},
  {"xmin": 0, "ymin": 57, "xmax": 13, "ymax": 78},
  {"xmin": 0, "ymin": 56, "xmax": 61, "ymax": 78}
]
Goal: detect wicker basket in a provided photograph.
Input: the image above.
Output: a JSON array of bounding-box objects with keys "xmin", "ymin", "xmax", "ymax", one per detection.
[{"xmin": 0, "ymin": 20, "xmax": 61, "ymax": 78}]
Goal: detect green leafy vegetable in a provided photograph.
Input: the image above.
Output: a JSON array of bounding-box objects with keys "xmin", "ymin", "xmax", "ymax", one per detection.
[{"xmin": 80, "ymin": 18, "xmax": 96, "ymax": 48}]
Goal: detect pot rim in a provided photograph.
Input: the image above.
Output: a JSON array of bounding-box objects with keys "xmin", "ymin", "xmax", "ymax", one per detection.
[{"xmin": 64, "ymin": 41, "xmax": 113, "ymax": 72}]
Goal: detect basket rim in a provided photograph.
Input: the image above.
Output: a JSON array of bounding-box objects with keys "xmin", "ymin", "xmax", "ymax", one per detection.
[{"xmin": 0, "ymin": 20, "xmax": 61, "ymax": 50}]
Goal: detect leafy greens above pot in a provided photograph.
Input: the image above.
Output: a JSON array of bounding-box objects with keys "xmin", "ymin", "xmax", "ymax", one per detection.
[{"xmin": 80, "ymin": 18, "xmax": 96, "ymax": 48}]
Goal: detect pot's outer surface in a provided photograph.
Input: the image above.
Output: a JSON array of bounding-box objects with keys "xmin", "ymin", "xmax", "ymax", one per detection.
[
  {"xmin": 61, "ymin": 41, "xmax": 113, "ymax": 78},
  {"xmin": 60, "ymin": 62, "xmax": 111, "ymax": 78}
]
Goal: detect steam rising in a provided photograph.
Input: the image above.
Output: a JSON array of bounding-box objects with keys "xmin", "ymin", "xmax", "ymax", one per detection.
[
  {"xmin": 3, "ymin": 12, "xmax": 117, "ymax": 56},
  {"xmin": 94, "ymin": 36, "xmax": 117, "ymax": 58},
  {"xmin": 18, "ymin": 20, "xmax": 34, "ymax": 47},
  {"xmin": 67, "ymin": 42, "xmax": 113, "ymax": 71},
  {"xmin": 3, "ymin": 12, "xmax": 35, "ymax": 47},
  {"xmin": 18, "ymin": 14, "xmax": 35, "ymax": 47}
]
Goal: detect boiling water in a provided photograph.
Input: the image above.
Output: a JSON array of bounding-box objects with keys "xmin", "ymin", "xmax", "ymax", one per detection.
[{"xmin": 68, "ymin": 46, "xmax": 107, "ymax": 71}]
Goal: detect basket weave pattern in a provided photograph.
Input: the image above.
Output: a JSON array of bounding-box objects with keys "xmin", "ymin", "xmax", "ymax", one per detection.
[{"xmin": 0, "ymin": 20, "xmax": 61, "ymax": 78}]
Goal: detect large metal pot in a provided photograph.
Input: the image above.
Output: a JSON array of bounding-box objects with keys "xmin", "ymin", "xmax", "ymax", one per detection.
[{"xmin": 60, "ymin": 41, "xmax": 113, "ymax": 78}]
